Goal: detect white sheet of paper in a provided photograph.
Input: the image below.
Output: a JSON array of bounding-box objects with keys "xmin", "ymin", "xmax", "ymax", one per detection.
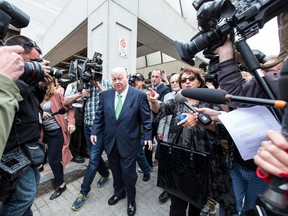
[{"xmin": 218, "ymin": 106, "xmax": 281, "ymax": 160}]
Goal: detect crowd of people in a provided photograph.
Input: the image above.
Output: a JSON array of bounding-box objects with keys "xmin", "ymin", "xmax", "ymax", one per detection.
[{"xmin": 1, "ymin": 11, "xmax": 288, "ymax": 216}]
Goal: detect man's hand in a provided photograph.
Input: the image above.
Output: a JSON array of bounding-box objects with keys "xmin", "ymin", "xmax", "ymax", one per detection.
[
  {"xmin": 39, "ymin": 59, "xmax": 53, "ymax": 88},
  {"xmin": 157, "ymin": 133, "xmax": 163, "ymax": 141},
  {"xmin": 0, "ymin": 45, "xmax": 24, "ymax": 80},
  {"xmin": 144, "ymin": 140, "xmax": 153, "ymax": 151},
  {"xmin": 213, "ymin": 39, "xmax": 234, "ymax": 62},
  {"xmin": 81, "ymin": 88, "xmax": 90, "ymax": 98},
  {"xmin": 161, "ymin": 71, "xmax": 169, "ymax": 85},
  {"xmin": 90, "ymin": 135, "xmax": 97, "ymax": 145}
]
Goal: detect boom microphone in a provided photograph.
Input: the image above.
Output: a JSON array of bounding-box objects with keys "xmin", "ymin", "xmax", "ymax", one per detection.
[
  {"xmin": 181, "ymin": 88, "xmax": 287, "ymax": 109},
  {"xmin": 174, "ymin": 91, "xmax": 212, "ymax": 126},
  {"xmin": 51, "ymin": 108, "xmax": 66, "ymax": 116}
]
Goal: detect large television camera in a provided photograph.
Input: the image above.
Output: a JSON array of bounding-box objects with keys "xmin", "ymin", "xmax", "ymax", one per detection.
[
  {"xmin": 68, "ymin": 52, "xmax": 103, "ymax": 90},
  {"xmin": 0, "ymin": 0, "xmax": 46, "ymax": 86},
  {"xmin": 175, "ymin": 0, "xmax": 288, "ymax": 66}
]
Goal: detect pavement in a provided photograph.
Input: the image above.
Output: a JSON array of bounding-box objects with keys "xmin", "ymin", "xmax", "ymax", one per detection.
[{"xmin": 31, "ymin": 156, "xmax": 171, "ymax": 216}]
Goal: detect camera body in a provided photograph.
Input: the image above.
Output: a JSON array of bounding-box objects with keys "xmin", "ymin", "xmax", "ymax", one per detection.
[
  {"xmin": 69, "ymin": 52, "xmax": 103, "ymax": 90},
  {"xmin": 0, "ymin": 153, "xmax": 31, "ymax": 181},
  {"xmin": 128, "ymin": 73, "xmax": 145, "ymax": 87},
  {"xmin": 128, "ymin": 75, "xmax": 136, "ymax": 86},
  {"xmin": 175, "ymin": 0, "xmax": 288, "ymax": 66}
]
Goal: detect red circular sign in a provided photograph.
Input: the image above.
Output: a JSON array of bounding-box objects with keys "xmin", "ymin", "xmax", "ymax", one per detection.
[{"xmin": 120, "ymin": 39, "xmax": 126, "ymax": 48}]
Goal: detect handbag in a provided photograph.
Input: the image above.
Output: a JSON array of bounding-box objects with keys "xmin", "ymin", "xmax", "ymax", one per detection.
[
  {"xmin": 157, "ymin": 128, "xmax": 210, "ymax": 209},
  {"xmin": 24, "ymin": 140, "xmax": 46, "ymax": 167}
]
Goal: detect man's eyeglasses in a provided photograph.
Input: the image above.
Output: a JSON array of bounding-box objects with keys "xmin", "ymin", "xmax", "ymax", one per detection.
[{"xmin": 180, "ymin": 76, "xmax": 196, "ymax": 83}]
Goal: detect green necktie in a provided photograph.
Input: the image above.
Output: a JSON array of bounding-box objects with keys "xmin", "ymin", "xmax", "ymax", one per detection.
[{"xmin": 115, "ymin": 94, "xmax": 123, "ymax": 119}]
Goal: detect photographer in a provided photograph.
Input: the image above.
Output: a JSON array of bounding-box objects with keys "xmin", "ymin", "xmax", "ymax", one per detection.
[
  {"xmin": 0, "ymin": 35, "xmax": 52, "ymax": 215},
  {"xmin": 0, "ymin": 45, "xmax": 25, "ymax": 158}
]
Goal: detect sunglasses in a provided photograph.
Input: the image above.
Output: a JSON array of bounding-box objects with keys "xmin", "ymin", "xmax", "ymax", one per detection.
[{"xmin": 180, "ymin": 76, "xmax": 196, "ymax": 83}]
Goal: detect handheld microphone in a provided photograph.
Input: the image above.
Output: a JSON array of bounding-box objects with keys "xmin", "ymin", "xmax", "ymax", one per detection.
[
  {"xmin": 181, "ymin": 88, "xmax": 287, "ymax": 109},
  {"xmin": 51, "ymin": 108, "xmax": 66, "ymax": 116},
  {"xmin": 174, "ymin": 91, "xmax": 212, "ymax": 126}
]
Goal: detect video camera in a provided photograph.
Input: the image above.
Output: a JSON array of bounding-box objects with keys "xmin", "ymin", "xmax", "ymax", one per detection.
[
  {"xmin": 128, "ymin": 72, "xmax": 145, "ymax": 87},
  {"xmin": 68, "ymin": 52, "xmax": 103, "ymax": 90},
  {"xmin": 0, "ymin": 1, "xmax": 46, "ymax": 86},
  {"xmin": 175, "ymin": 0, "xmax": 288, "ymax": 66}
]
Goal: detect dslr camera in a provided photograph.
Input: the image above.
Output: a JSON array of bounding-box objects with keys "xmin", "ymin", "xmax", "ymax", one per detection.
[
  {"xmin": 68, "ymin": 52, "xmax": 103, "ymax": 90},
  {"xmin": 0, "ymin": 1, "xmax": 46, "ymax": 86},
  {"xmin": 19, "ymin": 57, "xmax": 63, "ymax": 86},
  {"xmin": 35, "ymin": 58, "xmax": 63, "ymax": 79}
]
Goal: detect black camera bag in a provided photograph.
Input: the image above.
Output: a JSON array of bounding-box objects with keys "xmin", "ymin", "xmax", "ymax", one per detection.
[{"xmin": 24, "ymin": 140, "xmax": 45, "ymax": 167}]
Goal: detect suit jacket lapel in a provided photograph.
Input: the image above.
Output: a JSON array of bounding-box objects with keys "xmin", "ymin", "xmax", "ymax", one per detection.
[
  {"xmin": 108, "ymin": 90, "xmax": 117, "ymax": 120},
  {"xmin": 117, "ymin": 87, "xmax": 133, "ymax": 120}
]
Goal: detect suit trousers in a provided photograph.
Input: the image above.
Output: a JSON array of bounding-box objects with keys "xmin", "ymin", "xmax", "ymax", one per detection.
[{"xmin": 108, "ymin": 142, "xmax": 137, "ymax": 202}]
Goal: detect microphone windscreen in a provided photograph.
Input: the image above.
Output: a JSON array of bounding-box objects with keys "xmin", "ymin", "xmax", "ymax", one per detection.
[
  {"xmin": 174, "ymin": 91, "xmax": 188, "ymax": 104},
  {"xmin": 181, "ymin": 88, "xmax": 227, "ymax": 104},
  {"xmin": 279, "ymin": 59, "xmax": 288, "ymax": 101},
  {"xmin": 58, "ymin": 108, "xmax": 66, "ymax": 115}
]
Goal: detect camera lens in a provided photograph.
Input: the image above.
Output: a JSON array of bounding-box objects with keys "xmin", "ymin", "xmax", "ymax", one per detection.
[
  {"xmin": 50, "ymin": 68, "xmax": 63, "ymax": 79},
  {"xmin": 20, "ymin": 61, "xmax": 44, "ymax": 85}
]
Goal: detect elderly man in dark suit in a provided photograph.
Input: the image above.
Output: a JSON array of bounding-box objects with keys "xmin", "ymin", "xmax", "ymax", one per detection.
[{"xmin": 90, "ymin": 67, "xmax": 152, "ymax": 216}]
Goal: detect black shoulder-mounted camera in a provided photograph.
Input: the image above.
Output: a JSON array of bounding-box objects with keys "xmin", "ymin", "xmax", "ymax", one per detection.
[
  {"xmin": 128, "ymin": 73, "xmax": 145, "ymax": 86},
  {"xmin": 0, "ymin": 1, "xmax": 48, "ymax": 86},
  {"xmin": 68, "ymin": 52, "xmax": 103, "ymax": 90},
  {"xmin": 175, "ymin": 0, "xmax": 288, "ymax": 66},
  {"xmin": 0, "ymin": 1, "xmax": 30, "ymax": 42}
]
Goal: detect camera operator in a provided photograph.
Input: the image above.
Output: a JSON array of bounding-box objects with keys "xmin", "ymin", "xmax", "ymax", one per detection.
[
  {"xmin": 0, "ymin": 45, "xmax": 25, "ymax": 158},
  {"xmin": 0, "ymin": 35, "xmax": 52, "ymax": 216},
  {"xmin": 212, "ymin": 21, "xmax": 288, "ymax": 213},
  {"xmin": 66, "ymin": 77, "xmax": 111, "ymax": 211}
]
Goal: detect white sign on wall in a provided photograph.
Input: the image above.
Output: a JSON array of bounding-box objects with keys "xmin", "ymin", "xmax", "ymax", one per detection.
[{"xmin": 118, "ymin": 38, "xmax": 127, "ymax": 58}]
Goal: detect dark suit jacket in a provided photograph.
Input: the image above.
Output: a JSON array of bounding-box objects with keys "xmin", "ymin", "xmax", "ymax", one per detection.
[
  {"xmin": 146, "ymin": 83, "xmax": 170, "ymax": 102},
  {"xmin": 91, "ymin": 86, "xmax": 152, "ymax": 158}
]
